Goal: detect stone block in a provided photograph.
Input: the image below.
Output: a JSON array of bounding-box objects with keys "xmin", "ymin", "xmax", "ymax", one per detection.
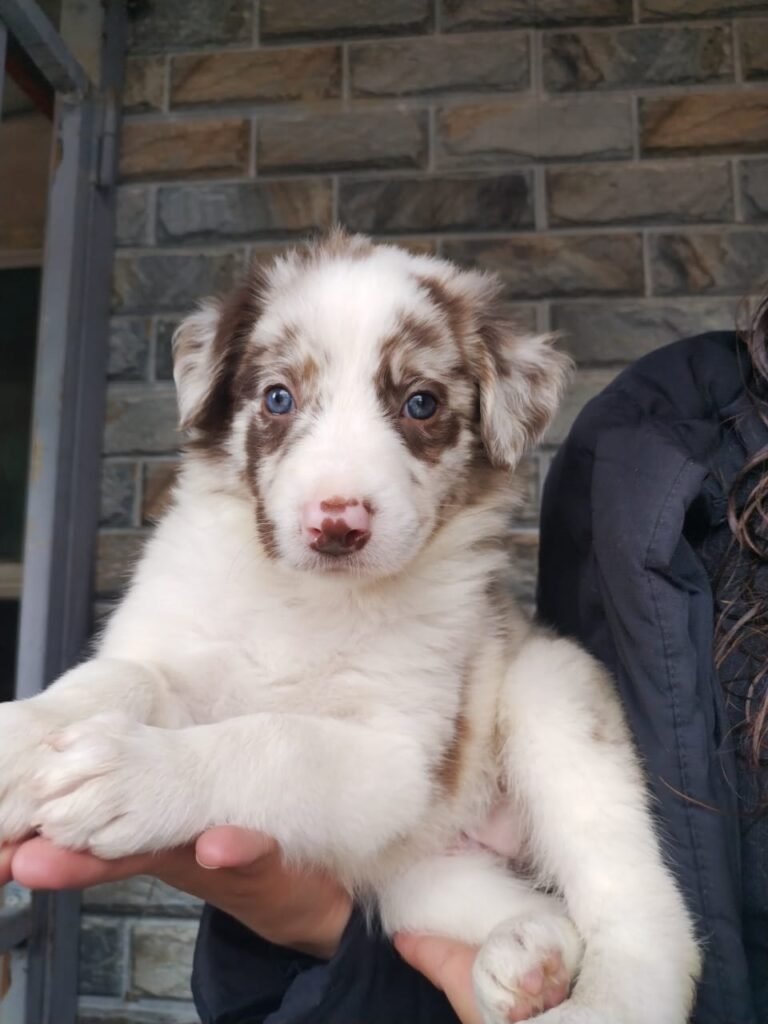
[
  {"xmin": 155, "ymin": 319, "xmax": 178, "ymax": 381},
  {"xmin": 100, "ymin": 462, "xmax": 138, "ymax": 528},
  {"xmin": 108, "ymin": 319, "xmax": 151, "ymax": 381},
  {"xmin": 641, "ymin": 91, "xmax": 768, "ymax": 156},
  {"xmin": 78, "ymin": 917, "xmax": 124, "ymax": 997},
  {"xmin": 260, "ymin": 0, "xmax": 432, "ymax": 41},
  {"xmin": 130, "ymin": 921, "xmax": 198, "ymax": 1000},
  {"xmin": 95, "ymin": 532, "xmax": 146, "ymax": 596},
  {"xmin": 143, "ymin": 461, "xmax": 181, "ymax": 524},
  {"xmin": 156, "ymin": 181, "xmax": 333, "ymax": 244},
  {"xmin": 443, "ymin": 234, "xmax": 644, "ymax": 299},
  {"xmin": 112, "ymin": 251, "xmax": 242, "ymax": 315},
  {"xmin": 103, "ymin": 387, "xmax": 179, "ymax": 455},
  {"xmin": 128, "ymin": 0, "xmax": 252, "ymax": 54},
  {"xmin": 741, "ymin": 158, "xmax": 768, "ymax": 221},
  {"xmin": 740, "ymin": 19, "xmax": 768, "ymax": 81},
  {"xmin": 170, "ymin": 46, "xmax": 341, "ymax": 107},
  {"xmin": 115, "ymin": 187, "xmax": 151, "ymax": 247},
  {"xmin": 123, "ymin": 56, "xmax": 166, "ymax": 113},
  {"xmin": 258, "ymin": 110, "xmax": 427, "ymax": 173},
  {"xmin": 551, "ymin": 298, "xmax": 740, "ymax": 362},
  {"xmin": 349, "ymin": 33, "xmax": 529, "ymax": 97},
  {"xmin": 339, "ymin": 172, "xmax": 533, "ymax": 234},
  {"xmin": 441, "ymin": 0, "xmax": 632, "ymax": 30},
  {"xmin": 650, "ymin": 230, "xmax": 768, "ymax": 295},
  {"xmin": 639, "ymin": 0, "xmax": 767, "ymax": 20},
  {"xmin": 547, "ymin": 161, "xmax": 732, "ymax": 226},
  {"xmin": 84, "ymin": 877, "xmax": 202, "ymax": 918},
  {"xmin": 120, "ymin": 120, "xmax": 251, "ymax": 181},
  {"xmin": 436, "ymin": 96, "xmax": 632, "ymax": 166},
  {"xmin": 543, "ymin": 24, "xmax": 732, "ymax": 92},
  {"xmin": 547, "ymin": 368, "xmax": 619, "ymax": 443}
]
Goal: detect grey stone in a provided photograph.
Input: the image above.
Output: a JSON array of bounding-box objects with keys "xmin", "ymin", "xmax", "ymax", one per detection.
[
  {"xmin": 84, "ymin": 877, "xmax": 202, "ymax": 918},
  {"xmin": 507, "ymin": 529, "xmax": 539, "ymax": 603},
  {"xmin": 639, "ymin": 0, "xmax": 768, "ymax": 20},
  {"xmin": 131, "ymin": 921, "xmax": 198, "ymax": 1000},
  {"xmin": 112, "ymin": 252, "xmax": 242, "ymax": 315},
  {"xmin": 442, "ymin": 0, "xmax": 632, "ymax": 30},
  {"xmin": 339, "ymin": 173, "xmax": 533, "ymax": 234},
  {"xmin": 95, "ymin": 531, "xmax": 146, "ymax": 596},
  {"xmin": 103, "ymin": 387, "xmax": 179, "ymax": 455},
  {"xmin": 513, "ymin": 455, "xmax": 539, "ymax": 524},
  {"xmin": 551, "ymin": 298, "xmax": 740, "ymax": 363},
  {"xmin": 741, "ymin": 158, "xmax": 768, "ymax": 221},
  {"xmin": 443, "ymin": 234, "xmax": 644, "ymax": 300},
  {"xmin": 543, "ymin": 25, "xmax": 733, "ymax": 92},
  {"xmin": 155, "ymin": 319, "xmax": 178, "ymax": 381},
  {"xmin": 258, "ymin": 110, "xmax": 428, "ymax": 173},
  {"xmin": 156, "ymin": 181, "xmax": 333, "ymax": 245},
  {"xmin": 116, "ymin": 187, "xmax": 151, "ymax": 247},
  {"xmin": 650, "ymin": 230, "xmax": 768, "ymax": 295},
  {"xmin": 740, "ymin": 19, "xmax": 768, "ymax": 81},
  {"xmin": 100, "ymin": 462, "xmax": 138, "ymax": 528},
  {"xmin": 436, "ymin": 96, "xmax": 633, "ymax": 167},
  {"xmin": 349, "ymin": 33, "xmax": 529, "ymax": 97},
  {"xmin": 260, "ymin": 0, "xmax": 432, "ymax": 40},
  {"xmin": 547, "ymin": 368, "xmax": 619, "ymax": 443},
  {"xmin": 547, "ymin": 161, "xmax": 733, "ymax": 226},
  {"xmin": 108, "ymin": 319, "xmax": 151, "ymax": 382},
  {"xmin": 78, "ymin": 1004, "xmax": 199, "ymax": 1024},
  {"xmin": 128, "ymin": 0, "xmax": 252, "ymax": 54},
  {"xmin": 78, "ymin": 917, "xmax": 124, "ymax": 997}
]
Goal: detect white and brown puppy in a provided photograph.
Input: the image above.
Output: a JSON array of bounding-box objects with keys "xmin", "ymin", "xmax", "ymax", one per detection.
[{"xmin": 0, "ymin": 233, "xmax": 699, "ymax": 1023}]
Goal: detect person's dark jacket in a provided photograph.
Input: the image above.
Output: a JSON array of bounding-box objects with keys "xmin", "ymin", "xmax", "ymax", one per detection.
[{"xmin": 193, "ymin": 330, "xmax": 766, "ymax": 1024}]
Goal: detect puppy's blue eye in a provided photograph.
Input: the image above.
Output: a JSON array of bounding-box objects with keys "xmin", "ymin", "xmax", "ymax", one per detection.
[
  {"xmin": 403, "ymin": 391, "xmax": 438, "ymax": 420},
  {"xmin": 265, "ymin": 386, "xmax": 294, "ymax": 415}
]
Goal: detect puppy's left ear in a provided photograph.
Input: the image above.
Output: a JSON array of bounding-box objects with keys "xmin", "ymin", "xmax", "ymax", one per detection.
[{"xmin": 473, "ymin": 316, "xmax": 572, "ymax": 469}]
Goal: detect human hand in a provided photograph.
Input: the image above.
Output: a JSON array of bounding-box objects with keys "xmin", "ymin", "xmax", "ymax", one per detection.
[
  {"xmin": 0, "ymin": 828, "xmax": 352, "ymax": 959},
  {"xmin": 395, "ymin": 933, "xmax": 482, "ymax": 1024}
]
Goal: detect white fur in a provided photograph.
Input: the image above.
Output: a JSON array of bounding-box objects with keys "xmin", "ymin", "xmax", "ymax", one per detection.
[{"xmin": 0, "ymin": 236, "xmax": 699, "ymax": 1023}]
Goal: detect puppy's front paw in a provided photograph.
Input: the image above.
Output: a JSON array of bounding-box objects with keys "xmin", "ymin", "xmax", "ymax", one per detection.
[
  {"xmin": 474, "ymin": 914, "xmax": 583, "ymax": 1024},
  {"xmin": 0, "ymin": 701, "xmax": 61, "ymax": 843},
  {"xmin": 33, "ymin": 714, "xmax": 200, "ymax": 858}
]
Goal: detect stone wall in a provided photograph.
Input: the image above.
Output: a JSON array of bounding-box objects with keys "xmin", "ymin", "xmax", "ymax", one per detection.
[{"xmin": 85, "ymin": 0, "xmax": 768, "ymax": 1020}]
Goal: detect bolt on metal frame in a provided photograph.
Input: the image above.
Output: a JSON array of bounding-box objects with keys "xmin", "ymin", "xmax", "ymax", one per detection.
[{"xmin": 0, "ymin": 2, "xmax": 126, "ymax": 1021}]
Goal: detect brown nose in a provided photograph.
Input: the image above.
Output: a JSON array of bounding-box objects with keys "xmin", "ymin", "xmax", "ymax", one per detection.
[{"xmin": 302, "ymin": 498, "xmax": 372, "ymax": 556}]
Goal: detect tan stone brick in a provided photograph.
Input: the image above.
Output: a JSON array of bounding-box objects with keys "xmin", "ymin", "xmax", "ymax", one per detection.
[
  {"xmin": 170, "ymin": 46, "xmax": 341, "ymax": 107},
  {"xmin": 120, "ymin": 119, "xmax": 251, "ymax": 181},
  {"xmin": 639, "ymin": 0, "xmax": 767, "ymax": 19},
  {"xmin": 123, "ymin": 56, "xmax": 166, "ymax": 113},
  {"xmin": 349, "ymin": 33, "xmax": 529, "ymax": 97},
  {"xmin": 650, "ymin": 230, "xmax": 768, "ymax": 295},
  {"xmin": 641, "ymin": 91, "xmax": 768, "ymax": 156},
  {"xmin": 437, "ymin": 96, "xmax": 632, "ymax": 166}
]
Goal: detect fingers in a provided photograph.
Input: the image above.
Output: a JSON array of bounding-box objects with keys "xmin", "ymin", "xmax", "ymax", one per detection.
[
  {"xmin": 195, "ymin": 827, "xmax": 277, "ymax": 870},
  {"xmin": 395, "ymin": 933, "xmax": 481, "ymax": 1024},
  {"xmin": 10, "ymin": 837, "xmax": 158, "ymax": 890}
]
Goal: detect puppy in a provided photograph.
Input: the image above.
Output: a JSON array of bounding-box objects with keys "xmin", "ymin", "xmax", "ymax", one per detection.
[{"xmin": 0, "ymin": 233, "xmax": 699, "ymax": 1023}]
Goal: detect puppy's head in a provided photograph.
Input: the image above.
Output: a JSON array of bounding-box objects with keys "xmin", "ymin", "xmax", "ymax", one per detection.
[{"xmin": 173, "ymin": 232, "xmax": 570, "ymax": 577}]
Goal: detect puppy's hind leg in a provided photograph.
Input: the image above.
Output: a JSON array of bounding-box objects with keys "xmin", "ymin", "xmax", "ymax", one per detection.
[{"xmin": 377, "ymin": 851, "xmax": 583, "ymax": 1024}]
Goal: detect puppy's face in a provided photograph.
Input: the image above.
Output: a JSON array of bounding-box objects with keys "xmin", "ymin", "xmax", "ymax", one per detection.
[{"xmin": 173, "ymin": 234, "xmax": 569, "ymax": 578}]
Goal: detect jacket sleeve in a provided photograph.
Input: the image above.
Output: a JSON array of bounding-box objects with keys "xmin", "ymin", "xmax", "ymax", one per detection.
[{"xmin": 192, "ymin": 904, "xmax": 460, "ymax": 1024}]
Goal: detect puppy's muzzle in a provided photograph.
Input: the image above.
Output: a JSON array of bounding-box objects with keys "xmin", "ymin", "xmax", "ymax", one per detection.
[{"xmin": 302, "ymin": 497, "xmax": 372, "ymax": 556}]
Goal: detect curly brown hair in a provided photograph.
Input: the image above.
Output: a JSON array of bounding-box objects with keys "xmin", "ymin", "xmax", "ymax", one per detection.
[{"xmin": 714, "ymin": 295, "xmax": 768, "ymax": 786}]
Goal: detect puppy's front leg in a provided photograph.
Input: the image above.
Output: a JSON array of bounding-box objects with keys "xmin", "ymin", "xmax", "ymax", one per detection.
[
  {"xmin": 499, "ymin": 633, "xmax": 700, "ymax": 1024},
  {"xmin": 35, "ymin": 711, "xmax": 431, "ymax": 861},
  {"xmin": 0, "ymin": 658, "xmax": 189, "ymax": 844}
]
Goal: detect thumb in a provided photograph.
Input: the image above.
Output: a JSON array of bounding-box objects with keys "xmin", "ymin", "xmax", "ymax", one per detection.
[
  {"xmin": 195, "ymin": 827, "xmax": 277, "ymax": 870},
  {"xmin": 394, "ymin": 933, "xmax": 481, "ymax": 1024}
]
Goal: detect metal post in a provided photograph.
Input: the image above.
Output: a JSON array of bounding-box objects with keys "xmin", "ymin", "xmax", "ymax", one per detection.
[{"xmin": 3, "ymin": 1, "xmax": 126, "ymax": 1020}]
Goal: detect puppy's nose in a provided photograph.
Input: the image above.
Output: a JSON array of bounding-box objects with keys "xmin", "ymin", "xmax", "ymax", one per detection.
[{"xmin": 302, "ymin": 497, "xmax": 372, "ymax": 556}]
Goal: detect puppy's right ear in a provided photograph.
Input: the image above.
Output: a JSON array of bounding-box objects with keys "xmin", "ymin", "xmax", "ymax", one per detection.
[{"xmin": 172, "ymin": 301, "xmax": 223, "ymax": 433}]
